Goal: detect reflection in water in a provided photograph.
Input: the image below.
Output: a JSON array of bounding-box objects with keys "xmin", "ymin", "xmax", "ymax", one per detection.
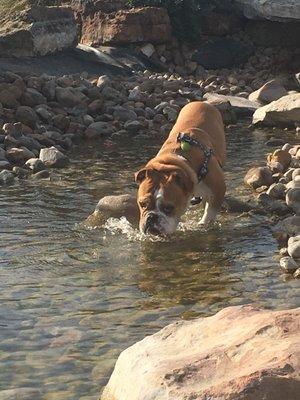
[{"xmin": 0, "ymin": 126, "xmax": 299, "ymax": 399}]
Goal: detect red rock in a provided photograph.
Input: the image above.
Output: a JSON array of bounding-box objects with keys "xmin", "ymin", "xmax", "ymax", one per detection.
[
  {"xmin": 102, "ymin": 305, "xmax": 300, "ymax": 400},
  {"xmin": 79, "ymin": 7, "xmax": 172, "ymax": 46}
]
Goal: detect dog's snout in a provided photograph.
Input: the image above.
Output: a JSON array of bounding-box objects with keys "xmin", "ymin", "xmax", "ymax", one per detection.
[{"xmin": 144, "ymin": 212, "xmax": 161, "ymax": 235}]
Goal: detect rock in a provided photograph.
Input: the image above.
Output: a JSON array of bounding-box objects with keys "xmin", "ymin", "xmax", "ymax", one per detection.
[
  {"xmin": 15, "ymin": 106, "xmax": 38, "ymax": 128},
  {"xmin": 6, "ymin": 147, "xmax": 35, "ymax": 164},
  {"xmin": 101, "ymin": 305, "xmax": 300, "ymax": 400},
  {"xmin": 244, "ymin": 166, "xmax": 273, "ymax": 189},
  {"xmin": 39, "ymin": 146, "xmax": 69, "ymax": 168},
  {"xmin": 249, "ymin": 79, "xmax": 288, "ymax": 105},
  {"xmin": 267, "ymin": 149, "xmax": 291, "ymax": 173},
  {"xmin": 204, "ymin": 97, "xmax": 237, "ymax": 124},
  {"xmin": 192, "ymin": 38, "xmax": 254, "ymax": 69},
  {"xmin": 288, "ymin": 235, "xmax": 300, "ymax": 259},
  {"xmin": 286, "ymin": 188, "xmax": 300, "ymax": 215},
  {"xmin": 87, "ymin": 122, "xmax": 113, "ymax": 137},
  {"xmin": 200, "ymin": 11, "xmax": 244, "ymax": 36},
  {"xmin": 88, "ymin": 99, "xmax": 104, "ymax": 114},
  {"xmin": 31, "ymin": 170, "xmax": 50, "ymax": 179},
  {"xmin": 79, "ymin": 7, "xmax": 172, "ymax": 46},
  {"xmin": 0, "ymin": 147, "xmax": 7, "ymax": 161},
  {"xmin": 21, "ymin": 88, "xmax": 46, "ymax": 107},
  {"xmin": 0, "ymin": 6, "xmax": 77, "ymax": 57},
  {"xmin": 25, "ymin": 158, "xmax": 45, "ymax": 173},
  {"xmin": 0, "ymin": 160, "xmax": 11, "ymax": 170},
  {"xmin": 292, "ymin": 169, "xmax": 300, "ymax": 180},
  {"xmin": 222, "ymin": 196, "xmax": 254, "ymax": 213},
  {"xmin": 12, "ymin": 166, "xmax": 30, "ymax": 179},
  {"xmin": 280, "ymin": 256, "xmax": 298, "ymax": 273},
  {"xmin": 266, "ymin": 182, "xmax": 286, "ymax": 199},
  {"xmin": 203, "ymin": 93, "xmax": 259, "ymax": 117},
  {"xmin": 257, "ymin": 192, "xmax": 290, "ymax": 215},
  {"xmin": 113, "ymin": 107, "xmax": 137, "ymax": 122},
  {"xmin": 163, "ymin": 106, "xmax": 178, "ymax": 122},
  {"xmin": 0, "ymin": 388, "xmax": 41, "ymax": 400},
  {"xmin": 85, "ymin": 194, "xmax": 139, "ymax": 228},
  {"xmin": 235, "ymin": 0, "xmax": 300, "ymax": 21},
  {"xmin": 253, "ymin": 94, "xmax": 300, "ymax": 127},
  {"xmin": 56, "ymin": 87, "xmax": 88, "ymax": 107},
  {"xmin": 140, "ymin": 43, "xmax": 155, "ymax": 58},
  {"xmin": 0, "ymin": 83, "xmax": 22, "ymax": 108},
  {"xmin": 286, "ymin": 179, "xmax": 300, "ymax": 190},
  {"xmin": 124, "ymin": 120, "xmax": 143, "ymax": 134},
  {"xmin": 294, "ymin": 268, "xmax": 300, "ymax": 278},
  {"xmin": 273, "ymin": 215, "xmax": 300, "ymax": 243},
  {"xmin": 41, "ymin": 80, "xmax": 56, "ymax": 101},
  {"xmin": 246, "ymin": 19, "xmax": 300, "ymax": 48},
  {"xmin": 0, "ymin": 169, "xmax": 14, "ymax": 184},
  {"xmin": 97, "ymin": 75, "xmax": 111, "ymax": 90}
]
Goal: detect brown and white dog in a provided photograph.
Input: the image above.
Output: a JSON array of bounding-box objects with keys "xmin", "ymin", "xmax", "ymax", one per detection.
[{"xmin": 135, "ymin": 101, "xmax": 226, "ymax": 235}]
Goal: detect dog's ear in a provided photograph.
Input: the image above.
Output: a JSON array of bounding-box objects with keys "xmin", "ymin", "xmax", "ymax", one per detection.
[
  {"xmin": 134, "ymin": 168, "xmax": 147, "ymax": 184},
  {"xmin": 170, "ymin": 170, "xmax": 194, "ymax": 193}
]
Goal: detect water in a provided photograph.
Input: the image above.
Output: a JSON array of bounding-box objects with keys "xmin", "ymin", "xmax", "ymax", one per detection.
[{"xmin": 0, "ymin": 125, "xmax": 299, "ymax": 399}]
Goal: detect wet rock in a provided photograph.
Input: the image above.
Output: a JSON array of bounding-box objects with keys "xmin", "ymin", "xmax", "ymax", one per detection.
[
  {"xmin": 0, "ymin": 388, "xmax": 42, "ymax": 400},
  {"xmin": 266, "ymin": 182, "xmax": 286, "ymax": 199},
  {"xmin": 39, "ymin": 146, "xmax": 69, "ymax": 168},
  {"xmin": 249, "ymin": 79, "xmax": 288, "ymax": 105},
  {"xmin": 244, "ymin": 166, "xmax": 273, "ymax": 189},
  {"xmin": 292, "ymin": 168, "xmax": 300, "ymax": 180},
  {"xmin": 222, "ymin": 196, "xmax": 254, "ymax": 213},
  {"xmin": 3, "ymin": 122, "xmax": 22, "ymax": 138},
  {"xmin": 101, "ymin": 305, "xmax": 300, "ymax": 400},
  {"xmin": 0, "ymin": 147, "xmax": 7, "ymax": 161},
  {"xmin": 286, "ymin": 178, "xmax": 300, "ymax": 190},
  {"xmin": 288, "ymin": 235, "xmax": 300, "ymax": 259},
  {"xmin": 6, "ymin": 147, "xmax": 35, "ymax": 164},
  {"xmin": 42, "ymin": 80, "xmax": 56, "ymax": 101},
  {"xmin": 280, "ymin": 256, "xmax": 298, "ymax": 273},
  {"xmin": 0, "ymin": 83, "xmax": 22, "ymax": 108},
  {"xmin": 85, "ymin": 194, "xmax": 139, "ymax": 228},
  {"xmin": 286, "ymin": 188, "xmax": 300, "ymax": 215},
  {"xmin": 0, "ymin": 169, "xmax": 14, "ymax": 184},
  {"xmin": 56, "ymin": 87, "xmax": 88, "ymax": 107},
  {"xmin": 15, "ymin": 106, "xmax": 38, "ymax": 128},
  {"xmin": 97, "ymin": 75, "xmax": 111, "ymax": 90},
  {"xmin": 31, "ymin": 170, "xmax": 50, "ymax": 179},
  {"xmin": 12, "ymin": 166, "xmax": 30, "ymax": 179},
  {"xmin": 192, "ymin": 38, "xmax": 254, "ymax": 69},
  {"xmin": 25, "ymin": 158, "xmax": 45, "ymax": 173},
  {"xmin": 253, "ymin": 93, "xmax": 300, "ymax": 127}
]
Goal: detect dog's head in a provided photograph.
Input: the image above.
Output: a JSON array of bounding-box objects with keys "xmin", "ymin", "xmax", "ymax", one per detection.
[{"xmin": 135, "ymin": 163, "xmax": 194, "ymax": 236}]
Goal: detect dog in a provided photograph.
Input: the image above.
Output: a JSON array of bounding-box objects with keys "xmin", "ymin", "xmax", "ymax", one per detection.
[{"xmin": 135, "ymin": 101, "xmax": 226, "ymax": 236}]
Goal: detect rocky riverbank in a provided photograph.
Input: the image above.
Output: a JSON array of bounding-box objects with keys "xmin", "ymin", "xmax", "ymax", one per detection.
[{"xmin": 0, "ymin": 64, "xmax": 299, "ymax": 186}]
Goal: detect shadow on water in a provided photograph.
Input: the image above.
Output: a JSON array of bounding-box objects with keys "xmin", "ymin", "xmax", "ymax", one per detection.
[{"xmin": 0, "ymin": 125, "xmax": 299, "ymax": 398}]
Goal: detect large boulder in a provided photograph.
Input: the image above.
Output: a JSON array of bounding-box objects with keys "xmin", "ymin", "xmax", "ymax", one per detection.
[
  {"xmin": 244, "ymin": 166, "xmax": 273, "ymax": 189},
  {"xmin": 235, "ymin": 0, "xmax": 300, "ymax": 22},
  {"xmin": 253, "ymin": 93, "xmax": 300, "ymax": 126},
  {"xmin": 0, "ymin": 6, "xmax": 77, "ymax": 57},
  {"xmin": 79, "ymin": 7, "xmax": 172, "ymax": 46},
  {"xmin": 101, "ymin": 305, "xmax": 300, "ymax": 400},
  {"xmin": 192, "ymin": 37, "xmax": 254, "ymax": 69},
  {"xmin": 249, "ymin": 79, "xmax": 288, "ymax": 105}
]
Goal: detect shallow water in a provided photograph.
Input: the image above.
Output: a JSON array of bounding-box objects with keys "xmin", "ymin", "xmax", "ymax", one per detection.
[{"xmin": 0, "ymin": 125, "xmax": 299, "ymax": 399}]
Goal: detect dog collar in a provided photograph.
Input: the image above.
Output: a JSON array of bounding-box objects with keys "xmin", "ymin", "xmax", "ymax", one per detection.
[{"xmin": 177, "ymin": 132, "xmax": 213, "ymax": 181}]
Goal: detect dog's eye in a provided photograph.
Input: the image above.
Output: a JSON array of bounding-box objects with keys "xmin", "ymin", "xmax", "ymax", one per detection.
[
  {"xmin": 162, "ymin": 205, "xmax": 174, "ymax": 215},
  {"xmin": 139, "ymin": 201, "xmax": 148, "ymax": 209}
]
